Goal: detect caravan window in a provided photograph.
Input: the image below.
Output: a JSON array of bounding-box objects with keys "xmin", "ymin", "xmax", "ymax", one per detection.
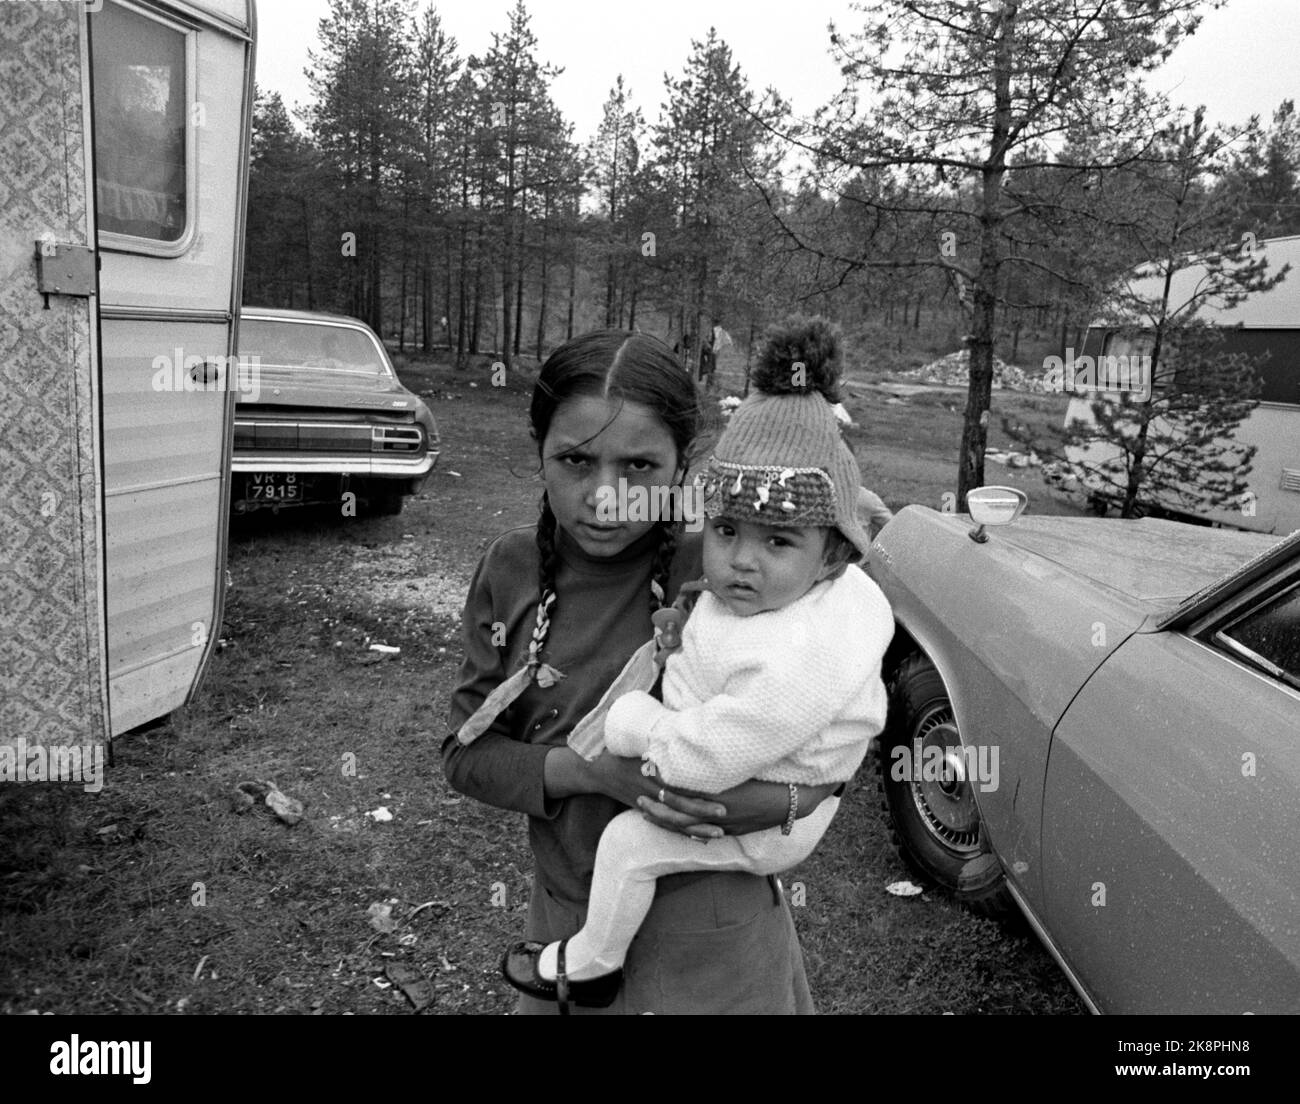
[
  {"xmin": 1102, "ymin": 332, "xmax": 1155, "ymax": 360},
  {"xmin": 1102, "ymin": 330, "xmax": 1158, "ymax": 395},
  {"xmin": 91, "ymin": 2, "xmax": 192, "ymax": 246}
]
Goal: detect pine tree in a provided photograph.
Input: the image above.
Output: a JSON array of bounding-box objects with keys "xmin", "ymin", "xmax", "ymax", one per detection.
[
  {"xmin": 766, "ymin": 0, "xmax": 1209, "ymax": 502},
  {"xmin": 245, "ymin": 87, "xmax": 318, "ymax": 307},
  {"xmin": 303, "ymin": 0, "xmax": 420, "ymax": 333},
  {"xmin": 1223, "ymin": 100, "xmax": 1300, "ymax": 239},
  {"xmin": 1019, "ymin": 108, "xmax": 1290, "ymax": 519},
  {"xmin": 588, "ymin": 76, "xmax": 645, "ymax": 328},
  {"xmin": 652, "ymin": 29, "xmax": 776, "ymax": 375},
  {"xmin": 472, "ymin": 0, "xmax": 563, "ymax": 369},
  {"xmin": 410, "ymin": 7, "xmax": 463, "ymax": 350}
]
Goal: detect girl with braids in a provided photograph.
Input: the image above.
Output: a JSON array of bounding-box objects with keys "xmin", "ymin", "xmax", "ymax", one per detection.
[
  {"xmin": 443, "ymin": 328, "xmax": 841, "ymax": 1014},
  {"xmin": 495, "ymin": 318, "xmax": 893, "ymax": 1010}
]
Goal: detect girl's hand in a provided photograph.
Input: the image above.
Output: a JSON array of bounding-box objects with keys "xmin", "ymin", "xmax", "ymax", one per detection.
[
  {"xmin": 588, "ymin": 753, "xmax": 727, "ymax": 838},
  {"xmin": 545, "ymin": 748, "xmax": 840, "ymax": 840},
  {"xmin": 546, "ymin": 748, "xmax": 726, "ymax": 840},
  {"xmin": 637, "ymin": 778, "xmax": 841, "ymax": 837}
]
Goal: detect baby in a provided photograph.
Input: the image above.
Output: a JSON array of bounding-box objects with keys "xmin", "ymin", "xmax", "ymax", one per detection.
[{"xmin": 502, "ymin": 317, "xmax": 894, "ymax": 1009}]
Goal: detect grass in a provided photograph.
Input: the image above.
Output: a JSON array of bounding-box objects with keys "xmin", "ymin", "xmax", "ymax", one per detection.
[{"xmin": 0, "ymin": 350, "xmax": 1087, "ymax": 1015}]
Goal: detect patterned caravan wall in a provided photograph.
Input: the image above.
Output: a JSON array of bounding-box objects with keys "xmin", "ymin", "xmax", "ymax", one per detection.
[{"xmin": 0, "ymin": 3, "xmax": 109, "ymax": 748}]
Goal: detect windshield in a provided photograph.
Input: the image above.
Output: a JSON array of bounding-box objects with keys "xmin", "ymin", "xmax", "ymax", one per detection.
[
  {"xmin": 239, "ymin": 319, "xmax": 393, "ymax": 381},
  {"xmin": 1159, "ymin": 527, "xmax": 1300, "ymax": 630}
]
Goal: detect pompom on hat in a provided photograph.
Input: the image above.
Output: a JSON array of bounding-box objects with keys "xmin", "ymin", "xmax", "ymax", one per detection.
[{"xmin": 698, "ymin": 316, "xmax": 871, "ymax": 557}]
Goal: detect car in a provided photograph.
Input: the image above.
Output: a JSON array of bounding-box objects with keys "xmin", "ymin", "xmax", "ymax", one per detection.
[
  {"xmin": 866, "ymin": 486, "xmax": 1300, "ymax": 1013},
  {"xmin": 232, "ymin": 308, "xmax": 439, "ymax": 515}
]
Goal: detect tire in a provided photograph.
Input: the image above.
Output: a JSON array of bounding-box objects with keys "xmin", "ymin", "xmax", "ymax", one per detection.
[{"xmin": 877, "ymin": 653, "xmax": 1015, "ymax": 919}]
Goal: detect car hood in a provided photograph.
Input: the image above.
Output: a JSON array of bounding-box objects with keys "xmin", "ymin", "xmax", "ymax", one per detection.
[
  {"xmin": 237, "ymin": 366, "xmax": 424, "ymax": 414},
  {"xmin": 990, "ymin": 516, "xmax": 1280, "ymax": 609}
]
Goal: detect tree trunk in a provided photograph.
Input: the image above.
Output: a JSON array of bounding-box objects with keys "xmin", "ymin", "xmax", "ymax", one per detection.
[
  {"xmin": 398, "ymin": 265, "xmax": 408, "ymax": 352},
  {"xmin": 398, "ymin": 198, "xmax": 409, "ymax": 353},
  {"xmin": 367, "ymin": 138, "xmax": 383, "ymax": 335},
  {"xmin": 456, "ymin": 230, "xmax": 467, "ymax": 356},
  {"xmin": 367, "ymin": 220, "xmax": 382, "ymax": 336},
  {"xmin": 443, "ymin": 228, "xmax": 454, "ymax": 351},
  {"xmin": 471, "ymin": 163, "xmax": 487, "ymax": 356},
  {"xmin": 536, "ymin": 187, "xmax": 550, "ymax": 360},
  {"xmin": 566, "ymin": 213, "xmax": 577, "ymax": 340},
  {"xmin": 500, "ymin": 249, "xmax": 513, "ymax": 365},
  {"xmin": 744, "ymin": 317, "xmax": 756, "ymax": 397},
  {"xmin": 457, "ymin": 139, "xmax": 471, "ymax": 360},
  {"xmin": 456, "ymin": 221, "xmax": 467, "ymax": 357},
  {"xmin": 606, "ymin": 250, "xmax": 617, "ymax": 327},
  {"xmin": 955, "ymin": 0, "xmax": 1018, "ymax": 505},
  {"xmin": 471, "ymin": 221, "xmax": 483, "ymax": 355},
  {"xmin": 514, "ymin": 246, "xmax": 525, "ymax": 358},
  {"xmin": 302, "ymin": 195, "xmax": 315, "ymax": 310},
  {"xmin": 420, "ymin": 245, "xmax": 431, "ymax": 353},
  {"xmin": 500, "ymin": 126, "xmax": 516, "ymax": 370}
]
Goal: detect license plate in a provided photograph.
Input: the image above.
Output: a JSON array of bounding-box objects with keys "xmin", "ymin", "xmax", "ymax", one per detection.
[{"xmin": 245, "ymin": 473, "xmax": 300, "ymax": 501}]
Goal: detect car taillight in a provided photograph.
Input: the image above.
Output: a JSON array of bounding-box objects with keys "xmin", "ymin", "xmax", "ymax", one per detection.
[{"xmin": 371, "ymin": 425, "xmax": 422, "ymax": 452}]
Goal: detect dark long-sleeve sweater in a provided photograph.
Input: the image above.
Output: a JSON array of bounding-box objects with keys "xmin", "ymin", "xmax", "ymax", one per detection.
[{"xmin": 443, "ymin": 523, "xmax": 704, "ymax": 905}]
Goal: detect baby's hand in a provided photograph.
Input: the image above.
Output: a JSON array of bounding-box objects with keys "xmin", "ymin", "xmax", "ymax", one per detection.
[{"xmin": 605, "ymin": 689, "xmax": 659, "ymax": 757}]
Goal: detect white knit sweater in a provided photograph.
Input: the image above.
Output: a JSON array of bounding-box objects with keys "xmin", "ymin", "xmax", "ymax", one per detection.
[{"xmin": 604, "ymin": 565, "xmax": 893, "ymax": 793}]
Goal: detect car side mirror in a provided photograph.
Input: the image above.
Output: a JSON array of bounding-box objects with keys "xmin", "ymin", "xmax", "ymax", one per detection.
[{"xmin": 967, "ymin": 486, "xmax": 1028, "ymax": 543}]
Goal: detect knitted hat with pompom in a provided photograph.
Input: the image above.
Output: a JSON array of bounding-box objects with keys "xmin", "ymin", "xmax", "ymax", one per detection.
[{"xmin": 699, "ymin": 316, "xmax": 870, "ymax": 557}]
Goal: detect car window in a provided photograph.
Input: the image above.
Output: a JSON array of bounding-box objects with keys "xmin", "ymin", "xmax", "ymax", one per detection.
[
  {"xmin": 1215, "ymin": 579, "xmax": 1300, "ymax": 690},
  {"xmin": 239, "ymin": 320, "xmax": 393, "ymax": 380},
  {"xmin": 92, "ymin": 1, "xmax": 190, "ymax": 245}
]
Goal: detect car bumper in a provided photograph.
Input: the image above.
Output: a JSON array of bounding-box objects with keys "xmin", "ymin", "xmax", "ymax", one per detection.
[{"xmin": 231, "ymin": 451, "xmax": 438, "ymax": 478}]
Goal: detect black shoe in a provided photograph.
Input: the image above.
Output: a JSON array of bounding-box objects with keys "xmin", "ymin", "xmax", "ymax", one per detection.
[{"xmin": 501, "ymin": 939, "xmax": 623, "ymax": 1014}]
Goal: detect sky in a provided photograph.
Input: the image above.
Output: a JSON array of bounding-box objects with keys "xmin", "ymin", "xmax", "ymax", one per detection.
[{"xmin": 254, "ymin": 0, "xmax": 1300, "ymax": 143}]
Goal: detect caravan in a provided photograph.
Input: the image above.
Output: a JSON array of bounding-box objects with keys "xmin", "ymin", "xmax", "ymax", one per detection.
[
  {"xmin": 1, "ymin": 0, "xmax": 256, "ymax": 759},
  {"xmin": 1065, "ymin": 235, "xmax": 1300, "ymax": 535}
]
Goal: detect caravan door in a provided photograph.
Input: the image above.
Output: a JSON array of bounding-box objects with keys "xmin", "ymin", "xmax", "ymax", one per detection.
[{"xmin": 92, "ymin": 0, "xmax": 255, "ymax": 735}]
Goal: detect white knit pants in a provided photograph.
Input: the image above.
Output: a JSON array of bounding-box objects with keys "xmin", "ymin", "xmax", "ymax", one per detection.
[{"xmin": 563, "ymin": 795, "xmax": 840, "ymax": 979}]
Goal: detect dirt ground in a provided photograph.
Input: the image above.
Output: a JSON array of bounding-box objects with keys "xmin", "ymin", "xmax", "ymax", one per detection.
[{"xmin": 0, "ymin": 351, "xmax": 1086, "ymax": 1015}]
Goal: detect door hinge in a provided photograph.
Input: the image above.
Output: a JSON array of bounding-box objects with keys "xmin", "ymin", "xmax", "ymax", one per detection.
[{"xmin": 35, "ymin": 241, "xmax": 96, "ymax": 298}]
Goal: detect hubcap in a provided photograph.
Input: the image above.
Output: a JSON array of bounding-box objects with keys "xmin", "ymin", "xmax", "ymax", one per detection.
[{"xmin": 905, "ymin": 711, "xmax": 981, "ymax": 853}]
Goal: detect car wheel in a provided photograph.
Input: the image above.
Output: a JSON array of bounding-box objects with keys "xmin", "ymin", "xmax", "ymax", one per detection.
[{"xmin": 877, "ymin": 653, "xmax": 1015, "ymax": 919}]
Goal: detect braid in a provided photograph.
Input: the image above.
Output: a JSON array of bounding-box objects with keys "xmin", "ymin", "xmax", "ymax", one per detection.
[
  {"xmin": 648, "ymin": 520, "xmax": 679, "ymax": 613},
  {"xmin": 531, "ymin": 493, "xmax": 560, "ymax": 670}
]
